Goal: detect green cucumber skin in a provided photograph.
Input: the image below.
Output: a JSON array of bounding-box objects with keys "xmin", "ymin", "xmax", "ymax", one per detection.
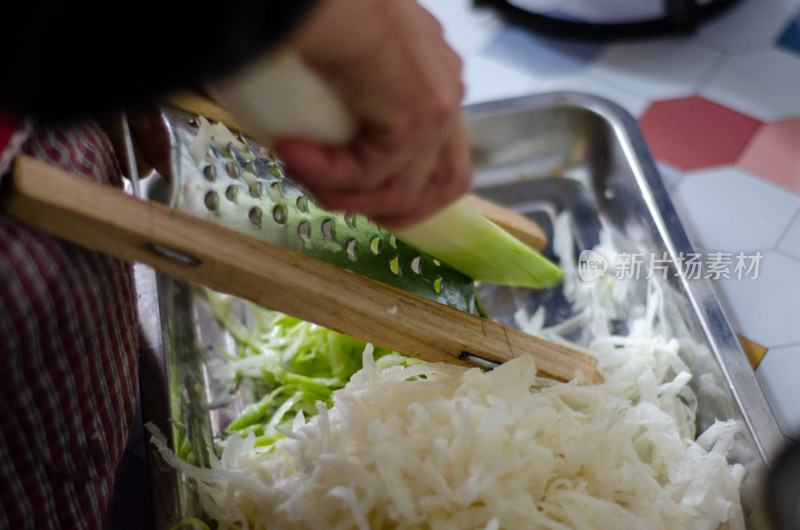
[{"xmin": 394, "ymin": 199, "xmax": 564, "ymax": 289}]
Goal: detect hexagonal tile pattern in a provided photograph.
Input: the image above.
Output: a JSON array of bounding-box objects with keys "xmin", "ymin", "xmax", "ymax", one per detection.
[
  {"xmin": 756, "ymin": 343, "xmax": 800, "ymax": 439},
  {"xmin": 462, "ymin": 55, "xmax": 542, "ymax": 105},
  {"xmin": 696, "ymin": 0, "xmax": 793, "ymax": 53},
  {"xmin": 776, "ymin": 9, "xmax": 800, "ymax": 56},
  {"xmin": 419, "ymin": 0, "xmax": 503, "ymax": 57},
  {"xmin": 527, "ymin": 73, "xmax": 649, "ymax": 117},
  {"xmin": 587, "ymin": 39, "xmax": 719, "ymax": 100},
  {"xmin": 700, "ymin": 49, "xmax": 800, "ymax": 120},
  {"xmin": 656, "ymin": 162, "xmax": 684, "ymax": 191},
  {"xmin": 638, "ymin": 96, "xmax": 761, "ymax": 171},
  {"xmin": 777, "ymin": 210, "xmax": 800, "ymax": 260},
  {"xmin": 712, "ymin": 251, "xmax": 800, "ymax": 348},
  {"xmin": 483, "ymin": 26, "xmax": 604, "ymax": 77},
  {"xmin": 670, "ymin": 166, "xmax": 800, "ymax": 252},
  {"xmin": 737, "ymin": 117, "xmax": 800, "ymax": 195}
]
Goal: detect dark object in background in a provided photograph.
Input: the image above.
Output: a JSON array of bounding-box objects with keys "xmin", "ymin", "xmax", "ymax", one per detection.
[
  {"xmin": 473, "ymin": 0, "xmax": 743, "ymax": 41},
  {"xmin": 767, "ymin": 440, "xmax": 800, "ymax": 530}
]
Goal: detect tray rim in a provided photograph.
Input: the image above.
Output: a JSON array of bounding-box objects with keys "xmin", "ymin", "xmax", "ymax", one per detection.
[
  {"xmin": 464, "ymin": 91, "xmax": 788, "ymax": 465},
  {"xmin": 138, "ymin": 90, "xmax": 788, "ymax": 528}
]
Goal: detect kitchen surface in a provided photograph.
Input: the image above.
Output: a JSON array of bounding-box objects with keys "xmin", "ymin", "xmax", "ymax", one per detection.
[{"xmin": 109, "ymin": 0, "xmax": 800, "ymax": 526}]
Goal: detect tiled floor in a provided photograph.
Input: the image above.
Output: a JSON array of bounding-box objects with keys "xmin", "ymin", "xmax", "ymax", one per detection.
[{"xmin": 112, "ymin": 0, "xmax": 800, "ymax": 524}]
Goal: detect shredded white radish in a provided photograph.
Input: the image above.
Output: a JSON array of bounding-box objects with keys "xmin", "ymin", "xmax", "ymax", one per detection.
[{"xmin": 150, "ymin": 209, "xmax": 748, "ymax": 529}]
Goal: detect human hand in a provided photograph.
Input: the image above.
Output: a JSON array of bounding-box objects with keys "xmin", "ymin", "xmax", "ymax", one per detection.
[{"xmin": 272, "ymin": 0, "xmax": 473, "ymax": 229}]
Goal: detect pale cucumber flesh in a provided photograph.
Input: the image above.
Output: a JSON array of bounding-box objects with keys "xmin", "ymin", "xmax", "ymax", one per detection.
[{"xmin": 393, "ymin": 198, "xmax": 564, "ymax": 289}]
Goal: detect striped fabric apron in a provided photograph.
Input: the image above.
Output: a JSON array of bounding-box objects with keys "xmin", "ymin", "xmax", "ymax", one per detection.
[{"xmin": 0, "ymin": 115, "xmax": 139, "ymax": 529}]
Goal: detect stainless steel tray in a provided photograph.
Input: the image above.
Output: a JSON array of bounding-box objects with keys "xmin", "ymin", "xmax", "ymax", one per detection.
[{"xmin": 138, "ymin": 92, "xmax": 787, "ymax": 528}]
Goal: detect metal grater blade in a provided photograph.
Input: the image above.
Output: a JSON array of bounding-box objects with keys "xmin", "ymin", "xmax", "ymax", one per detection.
[{"xmin": 159, "ymin": 106, "xmax": 476, "ymax": 313}]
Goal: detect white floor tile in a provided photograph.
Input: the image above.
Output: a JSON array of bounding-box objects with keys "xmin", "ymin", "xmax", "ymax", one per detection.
[
  {"xmin": 587, "ymin": 39, "xmax": 720, "ymax": 100},
  {"xmin": 670, "ymin": 166, "xmax": 800, "ymax": 252},
  {"xmin": 756, "ymin": 343, "xmax": 800, "ymax": 439},
  {"xmin": 777, "ymin": 210, "xmax": 800, "ymax": 260},
  {"xmin": 712, "ymin": 251, "xmax": 800, "ymax": 347},
  {"xmin": 656, "ymin": 162, "xmax": 684, "ymax": 191},
  {"xmin": 695, "ymin": 0, "xmax": 793, "ymax": 53},
  {"xmin": 700, "ymin": 49, "xmax": 800, "ymax": 121},
  {"xmin": 462, "ymin": 55, "xmax": 546, "ymax": 105},
  {"xmin": 532, "ymin": 74, "xmax": 649, "ymax": 116},
  {"xmin": 421, "ymin": 0, "xmax": 504, "ymax": 58}
]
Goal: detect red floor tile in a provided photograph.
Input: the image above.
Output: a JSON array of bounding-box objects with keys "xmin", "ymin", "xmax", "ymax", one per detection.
[
  {"xmin": 638, "ymin": 96, "xmax": 762, "ymax": 171},
  {"xmin": 737, "ymin": 118, "xmax": 800, "ymax": 195}
]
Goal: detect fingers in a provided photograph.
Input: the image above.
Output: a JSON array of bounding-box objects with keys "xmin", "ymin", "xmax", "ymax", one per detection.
[
  {"xmin": 373, "ymin": 119, "xmax": 473, "ymax": 229},
  {"xmin": 272, "ymin": 128, "xmax": 440, "ymax": 196},
  {"xmin": 272, "ymin": 0, "xmax": 473, "ymax": 228},
  {"xmin": 283, "ymin": 118, "xmax": 473, "ymax": 229}
]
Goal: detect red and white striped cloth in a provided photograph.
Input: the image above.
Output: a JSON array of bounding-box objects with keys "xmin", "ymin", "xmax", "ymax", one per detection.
[{"xmin": 0, "ymin": 114, "xmax": 139, "ymax": 529}]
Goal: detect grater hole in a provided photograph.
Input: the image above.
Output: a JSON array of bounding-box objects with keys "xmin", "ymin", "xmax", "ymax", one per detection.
[
  {"xmin": 433, "ymin": 259, "xmax": 441, "ymax": 266},
  {"xmin": 267, "ymin": 164, "xmax": 282, "ymax": 177},
  {"xmin": 249, "ymin": 207, "xmax": 262, "ymax": 228},
  {"xmin": 273, "ymin": 204, "xmax": 288, "ymax": 225},
  {"xmin": 296, "ymin": 196, "xmax": 308, "ymax": 213},
  {"xmin": 346, "ymin": 239, "xmax": 357, "ymax": 260},
  {"xmin": 369, "ymin": 237, "xmax": 381, "ymax": 255},
  {"xmin": 225, "ymin": 185, "xmax": 239, "ymax": 203},
  {"xmin": 344, "ymin": 213, "xmax": 356, "ymax": 229},
  {"xmin": 390, "ymin": 256, "xmax": 400, "ymax": 275},
  {"xmin": 268, "ymin": 181, "xmax": 283, "ymax": 201},
  {"xmin": 389, "ymin": 235, "xmax": 398, "ymax": 249},
  {"xmin": 298, "ymin": 221, "xmax": 311, "ymax": 243},
  {"xmin": 202, "ymin": 165, "xmax": 216, "ymax": 182},
  {"xmin": 434, "ymin": 277, "xmax": 443, "ymax": 293},
  {"xmin": 244, "ymin": 162, "xmax": 256, "ymax": 174},
  {"xmin": 248, "ymin": 182, "xmax": 260, "ymax": 199},
  {"xmin": 321, "ymin": 219, "xmax": 334, "ymax": 238},
  {"xmin": 204, "ymin": 191, "xmax": 219, "ymax": 211},
  {"xmin": 411, "ymin": 257, "xmax": 422, "ymax": 274},
  {"xmin": 226, "ymin": 161, "xmax": 239, "ymax": 179}
]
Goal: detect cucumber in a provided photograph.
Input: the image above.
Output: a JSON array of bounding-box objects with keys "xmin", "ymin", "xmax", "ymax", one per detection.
[
  {"xmin": 208, "ymin": 51, "xmax": 562, "ymax": 288},
  {"xmin": 393, "ymin": 198, "xmax": 563, "ymax": 288}
]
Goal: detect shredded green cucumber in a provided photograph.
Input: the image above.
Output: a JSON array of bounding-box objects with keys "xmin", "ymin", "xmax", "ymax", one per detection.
[{"xmin": 206, "ymin": 291, "xmax": 421, "ymax": 447}]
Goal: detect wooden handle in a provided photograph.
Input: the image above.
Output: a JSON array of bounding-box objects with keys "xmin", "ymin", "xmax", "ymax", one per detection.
[
  {"xmin": 167, "ymin": 92, "xmax": 246, "ymax": 132},
  {"xmin": 463, "ymin": 194, "xmax": 547, "ymax": 251},
  {"xmin": 5, "ymin": 156, "xmax": 600, "ymax": 383},
  {"xmin": 165, "ymin": 92, "xmax": 548, "ymax": 251}
]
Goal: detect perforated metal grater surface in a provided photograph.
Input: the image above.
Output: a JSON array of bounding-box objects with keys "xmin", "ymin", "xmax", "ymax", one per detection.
[{"xmin": 155, "ymin": 107, "xmax": 477, "ymax": 313}]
